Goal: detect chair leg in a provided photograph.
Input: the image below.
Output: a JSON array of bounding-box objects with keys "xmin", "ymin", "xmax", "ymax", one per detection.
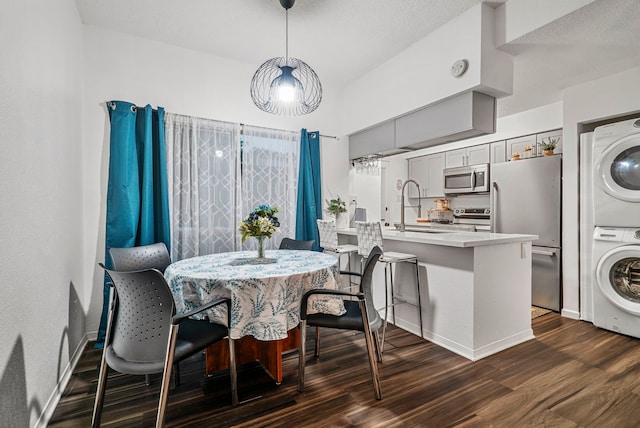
[
  {"xmin": 380, "ymin": 262, "xmax": 390, "ymax": 355},
  {"xmin": 92, "ymin": 289, "xmax": 116, "ymax": 428},
  {"xmin": 389, "ymin": 263, "xmax": 397, "ymax": 326},
  {"xmin": 91, "ymin": 347, "xmax": 110, "ymax": 428},
  {"xmin": 414, "ymin": 259, "xmax": 424, "ymax": 339},
  {"xmin": 314, "ymin": 326, "xmax": 320, "ymax": 357},
  {"xmin": 298, "ymin": 321, "xmax": 307, "ymax": 393},
  {"xmin": 156, "ymin": 326, "xmax": 179, "ymax": 428},
  {"xmin": 228, "ymin": 337, "xmax": 238, "ymax": 406},
  {"xmin": 373, "ymin": 330, "xmax": 383, "ymax": 363},
  {"xmin": 359, "ymin": 300, "xmax": 382, "ymax": 400}
]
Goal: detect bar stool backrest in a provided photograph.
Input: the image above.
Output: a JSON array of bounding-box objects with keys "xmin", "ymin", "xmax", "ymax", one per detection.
[
  {"xmin": 316, "ymin": 219, "xmax": 339, "ymax": 251},
  {"xmin": 355, "ymin": 221, "xmax": 384, "ymax": 257}
]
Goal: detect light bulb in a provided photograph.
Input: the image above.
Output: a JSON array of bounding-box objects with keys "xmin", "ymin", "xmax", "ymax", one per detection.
[{"xmin": 278, "ymin": 83, "xmax": 295, "ymax": 103}]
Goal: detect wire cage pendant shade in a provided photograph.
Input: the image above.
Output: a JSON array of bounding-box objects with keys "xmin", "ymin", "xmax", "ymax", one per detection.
[
  {"xmin": 251, "ymin": 58, "xmax": 322, "ymax": 115},
  {"xmin": 250, "ymin": 0, "xmax": 322, "ymax": 115}
]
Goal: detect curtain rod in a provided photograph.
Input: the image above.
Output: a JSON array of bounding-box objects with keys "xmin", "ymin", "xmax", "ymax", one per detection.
[
  {"xmin": 239, "ymin": 123, "xmax": 339, "ymax": 140},
  {"xmin": 164, "ymin": 112, "xmax": 340, "ymax": 139}
]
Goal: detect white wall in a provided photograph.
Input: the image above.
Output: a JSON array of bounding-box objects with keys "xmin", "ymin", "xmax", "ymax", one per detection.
[
  {"xmin": 0, "ymin": 1, "xmax": 84, "ymax": 426},
  {"xmin": 81, "ymin": 26, "xmax": 347, "ymax": 335}
]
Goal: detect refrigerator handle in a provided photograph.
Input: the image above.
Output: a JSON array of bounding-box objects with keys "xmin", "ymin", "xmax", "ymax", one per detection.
[
  {"xmin": 490, "ymin": 181, "xmax": 497, "ymax": 232},
  {"xmin": 532, "ymin": 249, "xmax": 557, "ymax": 257}
]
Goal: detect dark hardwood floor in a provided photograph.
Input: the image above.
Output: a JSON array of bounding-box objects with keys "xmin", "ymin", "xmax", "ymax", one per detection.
[{"xmin": 49, "ymin": 313, "xmax": 640, "ymax": 427}]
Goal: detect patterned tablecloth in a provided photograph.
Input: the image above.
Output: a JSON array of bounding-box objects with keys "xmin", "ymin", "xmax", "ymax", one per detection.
[{"xmin": 165, "ymin": 250, "xmax": 345, "ymax": 341}]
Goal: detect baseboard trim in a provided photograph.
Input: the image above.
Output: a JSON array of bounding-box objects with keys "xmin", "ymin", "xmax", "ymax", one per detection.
[
  {"xmin": 34, "ymin": 332, "xmax": 93, "ymax": 428},
  {"xmin": 561, "ymin": 308, "xmax": 580, "ymax": 320}
]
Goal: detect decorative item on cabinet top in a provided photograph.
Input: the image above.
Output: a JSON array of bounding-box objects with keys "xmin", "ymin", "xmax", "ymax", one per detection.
[{"xmin": 506, "ymin": 129, "xmax": 562, "ymax": 161}]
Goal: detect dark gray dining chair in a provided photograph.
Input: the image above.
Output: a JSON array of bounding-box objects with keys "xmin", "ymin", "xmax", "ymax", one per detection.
[
  {"xmin": 109, "ymin": 242, "xmax": 171, "ymax": 272},
  {"xmin": 107, "ymin": 242, "xmax": 172, "ymax": 385},
  {"xmin": 298, "ymin": 246, "xmax": 384, "ymax": 399},
  {"xmin": 92, "ymin": 266, "xmax": 238, "ymax": 428},
  {"xmin": 279, "ymin": 237, "xmax": 314, "ymax": 250}
]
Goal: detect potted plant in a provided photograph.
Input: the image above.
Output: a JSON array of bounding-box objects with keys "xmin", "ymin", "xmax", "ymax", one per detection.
[
  {"xmin": 325, "ymin": 196, "xmax": 348, "ymax": 229},
  {"xmin": 541, "ymin": 137, "xmax": 558, "ymax": 156}
]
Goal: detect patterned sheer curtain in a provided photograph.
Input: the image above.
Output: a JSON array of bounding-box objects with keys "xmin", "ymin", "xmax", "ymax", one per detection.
[
  {"xmin": 240, "ymin": 125, "xmax": 299, "ymax": 251},
  {"xmin": 165, "ymin": 113, "xmax": 241, "ymax": 260}
]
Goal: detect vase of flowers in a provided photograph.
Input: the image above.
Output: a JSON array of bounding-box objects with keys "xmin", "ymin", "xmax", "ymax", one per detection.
[
  {"xmin": 239, "ymin": 205, "xmax": 280, "ymax": 258},
  {"xmin": 325, "ymin": 196, "xmax": 348, "ymax": 229}
]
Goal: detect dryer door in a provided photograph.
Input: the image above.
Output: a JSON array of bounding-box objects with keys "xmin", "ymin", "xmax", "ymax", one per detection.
[
  {"xmin": 595, "ymin": 245, "xmax": 640, "ymax": 315},
  {"xmin": 595, "ymin": 134, "xmax": 640, "ymax": 201}
]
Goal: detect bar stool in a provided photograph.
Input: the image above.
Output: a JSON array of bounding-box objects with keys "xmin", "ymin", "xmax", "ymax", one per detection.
[
  {"xmin": 355, "ymin": 221, "xmax": 423, "ymax": 352},
  {"xmin": 317, "ymin": 219, "xmax": 359, "ymax": 290}
]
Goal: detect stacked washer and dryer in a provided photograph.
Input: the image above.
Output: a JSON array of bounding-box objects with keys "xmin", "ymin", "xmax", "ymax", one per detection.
[{"xmin": 581, "ymin": 118, "xmax": 640, "ymax": 338}]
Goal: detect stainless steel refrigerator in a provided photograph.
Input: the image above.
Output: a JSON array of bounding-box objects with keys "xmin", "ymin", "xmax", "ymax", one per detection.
[{"xmin": 490, "ymin": 155, "xmax": 562, "ymax": 311}]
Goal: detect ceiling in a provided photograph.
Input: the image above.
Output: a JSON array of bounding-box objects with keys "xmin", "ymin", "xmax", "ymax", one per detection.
[{"xmin": 75, "ymin": 0, "xmax": 640, "ymax": 117}]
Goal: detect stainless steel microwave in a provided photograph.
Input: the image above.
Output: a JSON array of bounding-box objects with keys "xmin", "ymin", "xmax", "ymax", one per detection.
[{"xmin": 443, "ymin": 163, "xmax": 490, "ymax": 195}]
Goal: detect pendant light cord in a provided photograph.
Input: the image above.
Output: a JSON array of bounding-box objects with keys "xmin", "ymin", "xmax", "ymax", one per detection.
[{"xmin": 285, "ymin": 9, "xmax": 289, "ymax": 64}]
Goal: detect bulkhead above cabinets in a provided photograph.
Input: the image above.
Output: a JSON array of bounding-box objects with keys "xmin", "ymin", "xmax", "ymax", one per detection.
[{"xmin": 348, "ymin": 91, "xmax": 496, "ymax": 160}]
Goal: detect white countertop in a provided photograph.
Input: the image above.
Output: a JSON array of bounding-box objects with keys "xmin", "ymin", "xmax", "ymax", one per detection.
[{"xmin": 336, "ymin": 227, "xmax": 538, "ymax": 248}]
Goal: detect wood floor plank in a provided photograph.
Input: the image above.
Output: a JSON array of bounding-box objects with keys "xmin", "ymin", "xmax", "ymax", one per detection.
[{"xmin": 49, "ymin": 313, "xmax": 640, "ymax": 427}]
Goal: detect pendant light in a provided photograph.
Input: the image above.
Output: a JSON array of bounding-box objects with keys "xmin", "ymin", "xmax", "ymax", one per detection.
[{"xmin": 250, "ymin": 0, "xmax": 322, "ymax": 115}]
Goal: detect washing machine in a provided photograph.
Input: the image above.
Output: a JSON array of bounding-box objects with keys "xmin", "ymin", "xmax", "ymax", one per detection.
[
  {"xmin": 592, "ymin": 226, "xmax": 640, "ymax": 337},
  {"xmin": 592, "ymin": 117, "xmax": 640, "ymax": 227}
]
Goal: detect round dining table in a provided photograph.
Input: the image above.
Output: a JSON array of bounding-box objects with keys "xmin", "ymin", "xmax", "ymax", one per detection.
[{"xmin": 165, "ymin": 249, "xmax": 345, "ymax": 341}]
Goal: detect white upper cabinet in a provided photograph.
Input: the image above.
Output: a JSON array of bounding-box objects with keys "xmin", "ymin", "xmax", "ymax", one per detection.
[
  {"xmin": 445, "ymin": 144, "xmax": 490, "ymax": 168},
  {"xmin": 537, "ymin": 129, "xmax": 563, "ymax": 155},
  {"xmin": 490, "ymin": 140, "xmax": 506, "ymax": 164},
  {"xmin": 506, "ymin": 129, "xmax": 562, "ymax": 160},
  {"xmin": 506, "ymin": 134, "xmax": 537, "ymax": 161},
  {"xmin": 425, "ymin": 153, "xmax": 445, "ymax": 197},
  {"xmin": 407, "ymin": 153, "xmax": 445, "ymax": 198},
  {"xmin": 445, "ymin": 149, "xmax": 466, "ymax": 168},
  {"xmin": 407, "ymin": 156, "xmax": 428, "ymax": 198}
]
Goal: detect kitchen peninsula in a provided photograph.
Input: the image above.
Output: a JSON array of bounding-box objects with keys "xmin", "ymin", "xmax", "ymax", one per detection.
[{"xmin": 338, "ymin": 228, "xmax": 538, "ymax": 361}]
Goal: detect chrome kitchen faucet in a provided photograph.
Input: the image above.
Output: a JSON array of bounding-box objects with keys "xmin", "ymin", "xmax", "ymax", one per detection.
[{"xmin": 400, "ymin": 179, "xmax": 422, "ymax": 232}]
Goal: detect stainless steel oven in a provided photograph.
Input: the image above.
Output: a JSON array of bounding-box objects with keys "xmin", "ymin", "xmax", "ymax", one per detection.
[{"xmin": 443, "ymin": 163, "xmax": 490, "ymax": 195}]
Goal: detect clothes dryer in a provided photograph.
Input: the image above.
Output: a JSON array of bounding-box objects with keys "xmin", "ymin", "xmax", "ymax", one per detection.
[
  {"xmin": 592, "ymin": 227, "xmax": 640, "ymax": 337},
  {"xmin": 592, "ymin": 117, "xmax": 640, "ymax": 227}
]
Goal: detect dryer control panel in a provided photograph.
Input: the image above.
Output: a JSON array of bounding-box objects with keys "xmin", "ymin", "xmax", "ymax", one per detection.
[{"xmin": 594, "ymin": 227, "xmax": 640, "ymax": 242}]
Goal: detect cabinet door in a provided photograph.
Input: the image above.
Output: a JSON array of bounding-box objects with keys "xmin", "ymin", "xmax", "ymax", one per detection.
[
  {"xmin": 466, "ymin": 144, "xmax": 490, "ymax": 165},
  {"xmin": 506, "ymin": 135, "xmax": 536, "ymax": 161},
  {"xmin": 445, "ymin": 149, "xmax": 466, "ymax": 168},
  {"xmin": 407, "ymin": 156, "xmax": 428, "ymax": 198},
  {"xmin": 425, "ymin": 153, "xmax": 445, "ymax": 197},
  {"xmin": 537, "ymin": 129, "xmax": 563, "ymax": 155},
  {"xmin": 490, "ymin": 140, "xmax": 506, "ymax": 164}
]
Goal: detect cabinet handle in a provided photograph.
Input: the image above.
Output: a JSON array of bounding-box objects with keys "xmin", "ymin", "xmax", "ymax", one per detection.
[{"xmin": 532, "ymin": 249, "xmax": 557, "ymax": 257}]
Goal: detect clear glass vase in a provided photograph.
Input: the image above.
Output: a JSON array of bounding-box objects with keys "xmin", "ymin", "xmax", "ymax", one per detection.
[{"xmin": 256, "ymin": 236, "xmax": 266, "ymax": 258}]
